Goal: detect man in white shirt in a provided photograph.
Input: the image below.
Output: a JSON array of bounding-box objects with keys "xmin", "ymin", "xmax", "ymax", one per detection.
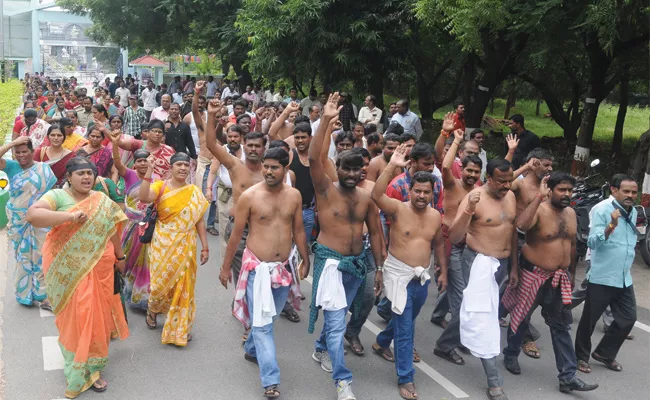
[
  {"xmin": 470, "ymin": 129, "xmax": 488, "ymax": 182},
  {"xmin": 221, "ymin": 83, "xmax": 238, "ymax": 100},
  {"xmin": 273, "ymin": 87, "xmax": 286, "ymax": 103},
  {"xmin": 206, "ymin": 76, "xmax": 218, "ymax": 98},
  {"xmin": 390, "ymin": 99, "xmax": 423, "ymax": 140},
  {"xmin": 358, "ymin": 95, "xmax": 383, "ymax": 127},
  {"xmin": 115, "ymin": 80, "xmax": 131, "ymax": 108},
  {"xmin": 300, "ymin": 89, "xmax": 320, "ymax": 116},
  {"xmin": 141, "ymin": 81, "xmax": 159, "ymax": 120},
  {"xmin": 264, "ymin": 85, "xmax": 275, "ymax": 103}
]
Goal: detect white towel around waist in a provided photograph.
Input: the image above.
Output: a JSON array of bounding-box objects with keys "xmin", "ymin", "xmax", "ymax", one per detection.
[
  {"xmin": 460, "ymin": 253, "xmax": 501, "ymax": 359},
  {"xmin": 382, "ymin": 253, "xmax": 431, "ymax": 315},
  {"xmin": 315, "ymin": 259, "xmax": 347, "ymax": 311},
  {"xmin": 253, "ymin": 261, "xmax": 284, "ymax": 328}
]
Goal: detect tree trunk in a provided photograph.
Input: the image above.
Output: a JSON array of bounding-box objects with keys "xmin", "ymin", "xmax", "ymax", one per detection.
[
  {"xmin": 230, "ymin": 59, "xmax": 253, "ymax": 88},
  {"xmin": 504, "ymin": 88, "xmax": 516, "ymax": 119},
  {"xmin": 490, "ymin": 96, "xmax": 495, "ymax": 114},
  {"xmin": 417, "ymin": 73, "xmax": 433, "ymax": 121},
  {"xmin": 612, "ymin": 71, "xmax": 629, "ymax": 157},
  {"xmin": 368, "ymin": 59, "xmax": 385, "ymax": 110},
  {"xmin": 535, "ymin": 97, "xmax": 541, "ymax": 116}
]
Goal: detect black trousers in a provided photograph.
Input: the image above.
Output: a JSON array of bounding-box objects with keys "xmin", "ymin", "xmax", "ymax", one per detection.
[{"xmin": 575, "ymin": 282, "xmax": 636, "ymax": 362}]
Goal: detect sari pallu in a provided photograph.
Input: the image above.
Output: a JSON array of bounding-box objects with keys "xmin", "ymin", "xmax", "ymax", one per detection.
[
  {"xmin": 121, "ymin": 180, "xmax": 152, "ymax": 310},
  {"xmin": 148, "ymin": 183, "xmax": 208, "ymax": 346},
  {"xmin": 42, "ymin": 191, "xmax": 128, "ymax": 399},
  {"xmin": 7, "ymin": 162, "xmax": 57, "ymax": 305},
  {"xmin": 33, "ymin": 148, "xmax": 77, "ymax": 187},
  {"xmin": 77, "ymin": 146, "xmax": 113, "ymax": 178}
]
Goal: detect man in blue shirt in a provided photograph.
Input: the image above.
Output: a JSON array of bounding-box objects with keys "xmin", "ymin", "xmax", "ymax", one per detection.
[{"xmin": 575, "ymin": 174, "xmax": 638, "ymax": 373}]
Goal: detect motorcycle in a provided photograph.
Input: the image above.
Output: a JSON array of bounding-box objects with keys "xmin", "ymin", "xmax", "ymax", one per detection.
[{"xmin": 572, "ymin": 159, "xmax": 608, "ymax": 260}]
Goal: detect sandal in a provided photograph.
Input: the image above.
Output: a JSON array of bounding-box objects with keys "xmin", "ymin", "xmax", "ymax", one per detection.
[
  {"xmin": 487, "ymin": 387, "xmax": 508, "ymax": 400},
  {"xmin": 413, "ymin": 348, "xmax": 421, "ymax": 363},
  {"xmin": 398, "ymin": 382, "xmax": 418, "ymax": 399},
  {"xmin": 242, "ymin": 328, "xmax": 250, "ymax": 343},
  {"xmin": 522, "ymin": 341, "xmax": 540, "ymax": 359},
  {"xmin": 264, "ymin": 384, "xmax": 280, "ymax": 399},
  {"xmin": 281, "ymin": 309, "xmax": 300, "ymax": 323},
  {"xmin": 591, "ymin": 352, "xmax": 622, "ymax": 372},
  {"xmin": 244, "ymin": 352, "xmax": 258, "ymax": 365},
  {"xmin": 146, "ymin": 310, "xmax": 157, "ymax": 330},
  {"xmin": 39, "ymin": 300, "xmax": 53, "ymax": 312},
  {"xmin": 577, "ymin": 360, "xmax": 592, "ymax": 373},
  {"xmin": 90, "ymin": 378, "xmax": 108, "ymax": 393},
  {"xmin": 372, "ymin": 343, "xmax": 394, "ymax": 362},
  {"xmin": 187, "ymin": 333, "xmax": 193, "ymax": 342},
  {"xmin": 345, "ymin": 334, "xmax": 364, "ymax": 356},
  {"xmin": 433, "ymin": 347, "xmax": 465, "ymax": 365}
]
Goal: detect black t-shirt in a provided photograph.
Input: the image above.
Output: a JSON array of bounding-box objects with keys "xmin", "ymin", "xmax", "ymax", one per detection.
[
  {"xmin": 164, "ymin": 120, "xmax": 197, "ymax": 159},
  {"xmin": 290, "ymin": 149, "xmax": 314, "ymax": 207},
  {"xmin": 508, "ymin": 129, "xmax": 541, "ymax": 169}
]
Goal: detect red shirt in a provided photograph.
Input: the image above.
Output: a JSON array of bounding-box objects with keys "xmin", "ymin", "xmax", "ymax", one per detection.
[
  {"xmin": 65, "ymin": 101, "xmax": 79, "ymax": 110},
  {"xmin": 452, "ymin": 113, "xmax": 465, "ymax": 132}
]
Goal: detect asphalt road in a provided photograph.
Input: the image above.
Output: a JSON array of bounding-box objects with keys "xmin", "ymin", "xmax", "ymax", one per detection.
[{"xmin": 0, "ymin": 232, "xmax": 648, "ymax": 400}]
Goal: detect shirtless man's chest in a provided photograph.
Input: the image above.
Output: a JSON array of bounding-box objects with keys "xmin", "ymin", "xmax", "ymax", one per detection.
[
  {"xmin": 317, "ymin": 187, "xmax": 369, "ymax": 255},
  {"xmin": 467, "ymin": 191, "xmax": 517, "ymax": 258}
]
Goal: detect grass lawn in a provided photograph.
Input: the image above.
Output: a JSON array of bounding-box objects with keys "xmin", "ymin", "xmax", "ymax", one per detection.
[{"xmin": 0, "ymin": 80, "xmax": 25, "ymax": 146}]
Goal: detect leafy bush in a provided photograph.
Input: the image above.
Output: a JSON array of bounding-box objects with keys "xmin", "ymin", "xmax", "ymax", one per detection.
[{"xmin": 0, "ymin": 80, "xmax": 24, "ymax": 146}]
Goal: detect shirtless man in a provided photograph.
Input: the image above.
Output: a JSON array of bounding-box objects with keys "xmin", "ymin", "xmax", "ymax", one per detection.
[
  {"xmin": 365, "ymin": 133, "xmax": 402, "ymax": 182},
  {"xmin": 308, "ymin": 93, "xmax": 383, "ymax": 400},
  {"xmin": 434, "ymin": 129, "xmax": 482, "ymax": 337},
  {"xmin": 502, "ymin": 172, "xmax": 598, "ymax": 394},
  {"xmin": 439, "ymin": 158, "xmax": 519, "ymax": 400},
  {"xmin": 187, "ymin": 81, "xmax": 211, "ymax": 185},
  {"xmin": 371, "ymin": 144, "xmax": 447, "ymax": 400},
  {"xmin": 206, "ymin": 99, "xmax": 265, "ymax": 287},
  {"xmin": 219, "ymin": 147, "xmax": 310, "ymax": 399},
  {"xmin": 268, "ymin": 101, "xmax": 298, "ymax": 140},
  {"xmin": 503, "ymin": 147, "xmax": 554, "ymax": 357}
]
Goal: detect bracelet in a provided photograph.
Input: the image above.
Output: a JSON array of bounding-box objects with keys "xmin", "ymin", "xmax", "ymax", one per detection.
[
  {"xmin": 116, "ymin": 256, "xmax": 126, "ymax": 261},
  {"xmin": 201, "ymin": 249, "xmax": 209, "ymax": 253},
  {"xmin": 607, "ymin": 223, "xmax": 616, "ymax": 231},
  {"xmin": 376, "ymin": 265, "xmax": 383, "ymax": 272},
  {"xmin": 440, "ymin": 129, "xmax": 450, "ymax": 137},
  {"xmin": 464, "ymin": 208, "xmax": 475, "ymax": 216},
  {"xmin": 143, "ymin": 177, "xmax": 153, "ymax": 183}
]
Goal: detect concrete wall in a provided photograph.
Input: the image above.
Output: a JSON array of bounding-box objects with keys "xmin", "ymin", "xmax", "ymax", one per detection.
[{"xmin": 3, "ymin": 13, "xmax": 31, "ymax": 58}]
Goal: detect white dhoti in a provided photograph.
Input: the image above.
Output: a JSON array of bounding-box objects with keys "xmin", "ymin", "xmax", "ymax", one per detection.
[
  {"xmin": 382, "ymin": 253, "xmax": 430, "ymax": 315},
  {"xmin": 315, "ymin": 259, "xmax": 347, "ymax": 311}
]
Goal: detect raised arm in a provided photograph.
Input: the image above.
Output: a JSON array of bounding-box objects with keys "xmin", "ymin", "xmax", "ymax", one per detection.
[
  {"xmin": 442, "ymin": 129, "xmax": 464, "ymax": 189},
  {"xmin": 138, "ymin": 155, "xmax": 159, "ymax": 203},
  {"xmin": 434, "ymin": 112, "xmax": 455, "ymax": 161},
  {"xmin": 192, "ymin": 81, "xmax": 206, "ymax": 132},
  {"xmin": 206, "ymin": 99, "xmax": 239, "ymax": 171},
  {"xmin": 516, "ymin": 176, "xmax": 548, "ymax": 231},
  {"xmin": 0, "ymin": 136, "xmax": 30, "ymax": 170},
  {"xmin": 505, "ymin": 134, "xmax": 518, "ymax": 162},
  {"xmin": 309, "ymin": 93, "xmax": 341, "ymax": 193},
  {"xmin": 269, "ymin": 101, "xmax": 299, "ymax": 141},
  {"xmin": 219, "ymin": 191, "xmax": 252, "ymax": 288},
  {"xmin": 108, "ymin": 130, "xmax": 128, "ymax": 177},
  {"xmin": 449, "ymin": 190, "xmax": 480, "ymax": 244},
  {"xmin": 371, "ymin": 143, "xmax": 408, "ymax": 216}
]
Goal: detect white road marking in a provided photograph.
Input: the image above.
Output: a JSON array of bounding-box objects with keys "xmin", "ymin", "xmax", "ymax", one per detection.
[
  {"xmin": 303, "ymin": 275, "xmax": 470, "ymax": 398},
  {"xmin": 634, "ymin": 321, "xmax": 650, "ymax": 333},
  {"xmin": 42, "ymin": 336, "xmax": 64, "ymax": 371},
  {"xmin": 40, "ymin": 307, "xmax": 55, "ymax": 318}
]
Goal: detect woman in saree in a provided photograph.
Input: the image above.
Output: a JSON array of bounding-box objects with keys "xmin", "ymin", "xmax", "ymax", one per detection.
[
  {"xmin": 26, "ymin": 157, "xmax": 129, "ymax": 398},
  {"xmin": 65, "ymin": 110, "xmax": 86, "ymax": 137},
  {"xmin": 33, "ymin": 125, "xmax": 76, "ymax": 186},
  {"xmin": 86, "ymin": 104, "xmax": 109, "ymax": 133},
  {"xmin": 113, "ymin": 119, "xmax": 175, "ymax": 180},
  {"xmin": 76, "ymin": 125, "xmax": 113, "ymax": 178},
  {"xmin": 59, "ymin": 117, "xmax": 88, "ymax": 152},
  {"xmin": 110, "ymin": 130, "xmax": 155, "ymax": 310},
  {"xmin": 139, "ymin": 152, "xmax": 209, "ymax": 346},
  {"xmin": 0, "ymin": 136, "xmax": 57, "ymax": 309}
]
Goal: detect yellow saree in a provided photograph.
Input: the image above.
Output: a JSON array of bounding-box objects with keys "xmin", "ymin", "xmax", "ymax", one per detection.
[{"xmin": 148, "ymin": 181, "xmax": 208, "ymax": 346}]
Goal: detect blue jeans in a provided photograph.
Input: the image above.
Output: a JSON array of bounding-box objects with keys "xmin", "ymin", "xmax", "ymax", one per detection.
[
  {"xmin": 202, "ymin": 164, "xmax": 217, "ymax": 228},
  {"xmin": 244, "ymin": 270, "xmax": 291, "ymax": 388},
  {"xmin": 376, "ymin": 279, "xmax": 430, "ymax": 384},
  {"xmin": 315, "ymin": 271, "xmax": 364, "ymax": 384},
  {"xmin": 346, "ymin": 248, "xmax": 376, "ymax": 338},
  {"xmin": 302, "ymin": 207, "xmax": 315, "ymax": 244}
]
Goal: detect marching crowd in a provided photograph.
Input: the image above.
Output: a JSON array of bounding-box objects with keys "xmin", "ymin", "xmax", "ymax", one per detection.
[{"xmin": 4, "ymin": 73, "xmax": 641, "ymax": 400}]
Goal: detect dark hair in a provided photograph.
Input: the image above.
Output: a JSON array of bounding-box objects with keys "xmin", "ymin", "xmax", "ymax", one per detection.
[
  {"xmin": 526, "ymin": 147, "xmax": 553, "ymax": 162},
  {"xmin": 384, "ymin": 121, "xmax": 404, "ymax": 136},
  {"xmin": 47, "ymin": 124, "xmax": 67, "ymax": 139},
  {"xmin": 397, "ymin": 99, "xmax": 409, "ymax": 109},
  {"xmin": 82, "ymin": 96, "xmax": 93, "ymax": 104},
  {"xmin": 148, "ymin": 119, "xmax": 166, "ymax": 133},
  {"xmin": 453, "ymin": 100, "xmax": 464, "ymax": 109},
  {"xmin": 55, "ymin": 97, "xmax": 65, "ymax": 105},
  {"xmin": 133, "ymin": 149, "xmax": 151, "ymax": 161},
  {"xmin": 354, "ymin": 121, "xmax": 365, "ymax": 130},
  {"xmin": 547, "ymin": 171, "xmax": 576, "ymax": 190},
  {"xmin": 336, "ymin": 150, "xmax": 364, "ymax": 168},
  {"xmin": 108, "ymin": 114, "xmax": 123, "ymax": 125},
  {"xmin": 87, "ymin": 124, "xmax": 105, "ymax": 138},
  {"xmin": 470, "ymin": 129, "xmax": 484, "ymax": 139},
  {"xmin": 487, "ymin": 158, "xmax": 512, "ymax": 177},
  {"xmin": 66, "ymin": 110, "xmax": 78, "ymax": 118},
  {"xmin": 409, "ymin": 171, "xmax": 435, "ymax": 190},
  {"xmin": 293, "ymin": 122, "xmax": 312, "ymax": 136},
  {"xmin": 59, "ymin": 117, "xmax": 74, "ymax": 131},
  {"xmin": 244, "ymin": 131, "xmax": 267, "ymax": 146},
  {"xmin": 383, "ymin": 133, "xmax": 401, "ymax": 144},
  {"xmin": 364, "ymin": 124, "xmax": 377, "ymax": 136},
  {"xmin": 389, "ymin": 102, "xmax": 397, "ymax": 107},
  {"xmin": 289, "ymin": 87, "xmax": 297, "ymax": 92},
  {"xmin": 294, "ymin": 115, "xmax": 310, "ymax": 125},
  {"xmin": 409, "ymin": 142, "xmax": 433, "ymax": 161},
  {"xmin": 335, "ymin": 131, "xmax": 356, "ymax": 146},
  {"xmin": 65, "ymin": 157, "xmax": 96, "ymax": 178},
  {"xmin": 262, "ymin": 147, "xmax": 290, "ymax": 167},
  {"xmin": 401, "ymin": 133, "xmax": 416, "ymax": 143},
  {"xmin": 367, "ymin": 133, "xmax": 381, "ymax": 147},
  {"xmin": 350, "ymin": 147, "xmax": 371, "ymax": 160},
  {"xmin": 169, "ymin": 102, "xmax": 181, "ymax": 110},
  {"xmin": 510, "ymin": 114, "xmax": 524, "ymax": 127},
  {"xmin": 14, "ymin": 138, "xmax": 34, "ymax": 152},
  {"xmin": 269, "ymin": 140, "xmax": 290, "ymax": 151},
  {"xmin": 226, "ymin": 124, "xmax": 244, "ymax": 136},
  {"xmin": 236, "ymin": 113, "xmax": 252, "ymax": 124},
  {"xmin": 610, "ymin": 174, "xmax": 636, "ymax": 189},
  {"xmin": 367, "ymin": 95, "xmax": 376, "ymax": 105},
  {"xmin": 92, "ymin": 104, "xmax": 109, "ymax": 119},
  {"xmin": 462, "ymin": 155, "xmax": 483, "ymax": 169},
  {"xmin": 309, "ymin": 88, "xmax": 318, "ymax": 97},
  {"xmin": 234, "ymin": 99, "xmax": 248, "ymax": 109}
]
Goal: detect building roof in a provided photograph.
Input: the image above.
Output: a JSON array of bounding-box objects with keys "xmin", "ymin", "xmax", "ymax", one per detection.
[{"xmin": 129, "ymin": 55, "xmax": 166, "ymax": 67}]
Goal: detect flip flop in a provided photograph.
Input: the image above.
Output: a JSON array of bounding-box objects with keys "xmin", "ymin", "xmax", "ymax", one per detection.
[
  {"xmin": 398, "ymin": 382, "xmax": 418, "ymax": 400},
  {"xmin": 146, "ymin": 310, "xmax": 157, "ymax": 330},
  {"xmin": 577, "ymin": 360, "xmax": 592, "ymax": 373},
  {"xmin": 244, "ymin": 352, "xmax": 258, "ymax": 364},
  {"xmin": 433, "ymin": 347, "xmax": 465, "ymax": 365},
  {"xmin": 413, "ymin": 348, "xmax": 421, "ymax": 363},
  {"xmin": 90, "ymin": 378, "xmax": 108, "ymax": 393},
  {"xmin": 591, "ymin": 352, "xmax": 622, "ymax": 372},
  {"xmin": 264, "ymin": 385, "xmax": 280, "ymax": 399},
  {"xmin": 522, "ymin": 341, "xmax": 540, "ymax": 359},
  {"xmin": 281, "ymin": 309, "xmax": 300, "ymax": 323},
  {"xmin": 39, "ymin": 301, "xmax": 53, "ymax": 312},
  {"xmin": 345, "ymin": 335, "xmax": 364, "ymax": 356},
  {"xmin": 486, "ymin": 387, "xmax": 508, "ymax": 400},
  {"xmin": 372, "ymin": 343, "xmax": 394, "ymax": 362}
]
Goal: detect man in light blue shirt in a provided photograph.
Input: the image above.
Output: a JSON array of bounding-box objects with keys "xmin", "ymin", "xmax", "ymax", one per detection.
[
  {"xmin": 390, "ymin": 99, "xmax": 423, "ymax": 140},
  {"xmin": 575, "ymin": 174, "xmax": 638, "ymax": 373}
]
